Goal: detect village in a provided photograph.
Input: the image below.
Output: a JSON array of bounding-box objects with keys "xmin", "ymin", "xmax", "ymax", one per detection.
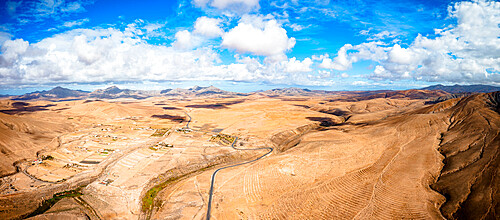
[{"xmin": 15, "ymin": 114, "xmax": 235, "ymax": 192}]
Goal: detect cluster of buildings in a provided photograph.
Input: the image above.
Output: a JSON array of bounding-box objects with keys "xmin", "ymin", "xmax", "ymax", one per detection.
[
  {"xmin": 99, "ymin": 179, "xmax": 114, "ymax": 186},
  {"xmin": 176, "ymin": 127, "xmax": 192, "ymax": 133},
  {"xmin": 150, "ymin": 142, "xmax": 173, "ymax": 150}
]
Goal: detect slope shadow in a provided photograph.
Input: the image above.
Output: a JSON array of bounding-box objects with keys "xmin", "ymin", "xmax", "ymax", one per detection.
[
  {"xmin": 0, "ymin": 102, "xmax": 56, "ymax": 115},
  {"xmin": 151, "ymin": 114, "xmax": 185, "ymax": 122}
]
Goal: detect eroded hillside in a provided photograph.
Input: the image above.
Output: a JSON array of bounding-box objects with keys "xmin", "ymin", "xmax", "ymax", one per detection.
[{"xmin": 431, "ymin": 92, "xmax": 499, "ymax": 219}]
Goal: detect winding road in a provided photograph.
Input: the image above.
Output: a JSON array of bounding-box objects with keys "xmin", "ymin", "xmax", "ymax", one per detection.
[
  {"xmin": 180, "ymin": 111, "xmax": 273, "ymax": 220},
  {"xmin": 205, "ymin": 137, "xmax": 273, "ymax": 220},
  {"xmin": 184, "ymin": 111, "xmax": 192, "ymax": 128},
  {"xmin": 19, "ymin": 165, "xmax": 59, "ymax": 184}
]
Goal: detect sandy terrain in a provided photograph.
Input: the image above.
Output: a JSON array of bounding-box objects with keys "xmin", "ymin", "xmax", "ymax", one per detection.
[{"xmin": 0, "ymin": 91, "xmax": 498, "ymax": 219}]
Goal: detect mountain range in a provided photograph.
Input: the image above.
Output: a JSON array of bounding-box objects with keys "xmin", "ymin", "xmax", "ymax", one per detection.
[
  {"xmin": 13, "ymin": 86, "xmax": 90, "ymax": 100},
  {"xmin": 5, "ymin": 84, "xmax": 499, "ymax": 101},
  {"xmin": 11, "ymin": 85, "xmax": 243, "ymax": 100},
  {"xmin": 421, "ymin": 84, "xmax": 500, "ymax": 93}
]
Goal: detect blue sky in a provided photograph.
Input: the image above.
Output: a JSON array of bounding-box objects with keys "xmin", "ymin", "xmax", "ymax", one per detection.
[{"xmin": 0, "ymin": 0, "xmax": 499, "ymax": 94}]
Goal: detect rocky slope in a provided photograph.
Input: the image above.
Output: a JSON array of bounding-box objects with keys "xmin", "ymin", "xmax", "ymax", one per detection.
[{"xmin": 430, "ymin": 92, "xmax": 499, "ymax": 219}]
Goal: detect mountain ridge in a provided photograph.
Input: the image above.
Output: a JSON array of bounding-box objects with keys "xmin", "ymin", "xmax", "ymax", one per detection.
[
  {"xmin": 422, "ymin": 84, "xmax": 500, "ymax": 93},
  {"xmin": 6, "ymin": 84, "xmax": 500, "ymax": 101}
]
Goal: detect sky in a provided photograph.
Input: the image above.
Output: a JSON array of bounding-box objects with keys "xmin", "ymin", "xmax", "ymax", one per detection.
[{"xmin": 0, "ymin": 0, "xmax": 499, "ymax": 94}]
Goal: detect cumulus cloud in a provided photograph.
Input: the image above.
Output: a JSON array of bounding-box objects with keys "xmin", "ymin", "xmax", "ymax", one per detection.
[
  {"xmin": 283, "ymin": 57, "xmax": 313, "ymax": 73},
  {"xmin": 193, "ymin": 0, "xmax": 259, "ymax": 13},
  {"xmin": 0, "ymin": 28, "xmax": 226, "ymax": 86},
  {"xmin": 222, "ymin": 16, "xmax": 295, "ymax": 59},
  {"xmin": 173, "ymin": 30, "xmax": 195, "ymax": 49},
  {"xmin": 320, "ymin": 0, "xmax": 500, "ymax": 84},
  {"xmin": 0, "ymin": 26, "xmax": 321, "ymax": 87},
  {"xmin": 225, "ymin": 55, "xmax": 324, "ymax": 84},
  {"xmin": 319, "ymin": 42, "xmax": 387, "ymax": 70},
  {"xmin": 387, "ymin": 44, "xmax": 414, "ymax": 65},
  {"xmin": 193, "ymin": 16, "xmax": 223, "ymax": 38}
]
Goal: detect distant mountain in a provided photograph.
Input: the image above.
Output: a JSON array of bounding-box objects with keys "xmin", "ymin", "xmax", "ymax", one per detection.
[
  {"xmin": 13, "ymin": 86, "xmax": 90, "ymax": 100},
  {"xmin": 13, "ymin": 85, "xmax": 494, "ymax": 101},
  {"xmin": 367, "ymin": 89, "xmax": 450, "ymax": 100},
  {"xmin": 328, "ymin": 89, "xmax": 449, "ymax": 102},
  {"xmin": 262, "ymin": 87, "xmax": 334, "ymax": 96},
  {"xmin": 8, "ymin": 85, "xmax": 240, "ymax": 100},
  {"xmin": 422, "ymin": 84, "xmax": 500, "ymax": 93},
  {"xmin": 261, "ymin": 87, "xmax": 451, "ymax": 100},
  {"xmin": 89, "ymin": 86, "xmax": 160, "ymax": 99},
  {"xmin": 161, "ymin": 85, "xmax": 243, "ymax": 97}
]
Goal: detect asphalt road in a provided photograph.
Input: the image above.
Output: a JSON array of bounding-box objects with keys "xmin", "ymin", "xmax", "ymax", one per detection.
[
  {"xmin": 205, "ymin": 137, "xmax": 273, "ymax": 220},
  {"xmin": 183, "ymin": 111, "xmax": 192, "ymax": 128}
]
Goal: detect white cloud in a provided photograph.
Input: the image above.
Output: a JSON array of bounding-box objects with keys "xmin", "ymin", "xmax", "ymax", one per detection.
[
  {"xmin": 287, "ymin": 23, "xmax": 311, "ymax": 31},
  {"xmin": 10, "ymin": 0, "xmax": 93, "ymax": 23},
  {"xmin": 222, "ymin": 17, "xmax": 295, "ymax": 59},
  {"xmin": 0, "ymin": 38, "xmax": 29, "ymax": 67},
  {"xmin": 34, "ymin": 0, "xmax": 85, "ymax": 18},
  {"xmin": 319, "ymin": 46, "xmax": 351, "ymax": 71},
  {"xmin": 0, "ymin": 26, "xmax": 322, "ymax": 87},
  {"xmin": 0, "ymin": 28, "xmax": 225, "ymax": 86},
  {"xmin": 319, "ymin": 42, "xmax": 387, "ymax": 70},
  {"xmin": 212, "ymin": 0, "xmax": 259, "ymax": 9},
  {"xmin": 193, "ymin": 0, "xmax": 260, "ymax": 13},
  {"xmin": 388, "ymin": 44, "xmax": 415, "ymax": 65},
  {"xmin": 60, "ymin": 1, "xmax": 83, "ymax": 12},
  {"xmin": 352, "ymin": 81, "xmax": 371, "ymax": 86},
  {"xmin": 141, "ymin": 22, "xmax": 167, "ymax": 39},
  {"xmin": 143, "ymin": 23, "xmax": 164, "ymax": 33},
  {"xmin": 320, "ymin": 0, "xmax": 500, "ymax": 84},
  {"xmin": 227, "ymin": 55, "xmax": 324, "ymax": 84},
  {"xmin": 360, "ymin": 30, "xmax": 399, "ymax": 41},
  {"xmin": 0, "ymin": 32, "xmax": 12, "ymax": 45},
  {"xmin": 193, "ymin": 0, "xmax": 211, "ymax": 7},
  {"xmin": 283, "ymin": 57, "xmax": 313, "ymax": 73},
  {"xmin": 193, "ymin": 16, "xmax": 223, "ymax": 38},
  {"xmin": 173, "ymin": 30, "xmax": 195, "ymax": 49},
  {"xmin": 371, "ymin": 65, "xmax": 393, "ymax": 79},
  {"xmin": 62, "ymin": 18, "xmax": 89, "ymax": 28}
]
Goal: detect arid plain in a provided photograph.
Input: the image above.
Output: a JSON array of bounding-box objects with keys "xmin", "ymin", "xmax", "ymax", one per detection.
[{"xmin": 0, "ymin": 87, "xmax": 498, "ymax": 220}]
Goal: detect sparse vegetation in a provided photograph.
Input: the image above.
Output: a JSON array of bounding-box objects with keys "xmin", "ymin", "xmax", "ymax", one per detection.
[
  {"xmin": 41, "ymin": 155, "xmax": 54, "ymax": 160},
  {"xmin": 142, "ymin": 175, "xmax": 182, "ymax": 212},
  {"xmin": 25, "ymin": 187, "xmax": 84, "ymax": 218},
  {"xmin": 210, "ymin": 134, "xmax": 235, "ymax": 145},
  {"xmin": 142, "ymin": 164, "xmax": 217, "ymax": 215},
  {"xmin": 151, "ymin": 128, "xmax": 169, "ymax": 137}
]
